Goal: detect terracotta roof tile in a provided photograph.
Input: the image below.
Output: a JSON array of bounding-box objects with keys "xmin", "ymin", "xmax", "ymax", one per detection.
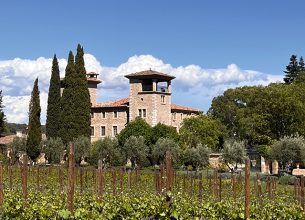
[
  {"xmin": 171, "ymin": 103, "xmax": 201, "ymax": 113},
  {"xmin": 125, "ymin": 70, "xmax": 175, "ymax": 80},
  {"xmin": 0, "ymin": 135, "xmax": 17, "ymax": 145},
  {"xmin": 92, "ymin": 98, "xmax": 129, "ymax": 108}
]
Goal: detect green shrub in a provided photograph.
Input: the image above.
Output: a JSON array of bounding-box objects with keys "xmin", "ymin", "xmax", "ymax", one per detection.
[{"xmin": 278, "ymin": 175, "xmax": 297, "ymax": 185}]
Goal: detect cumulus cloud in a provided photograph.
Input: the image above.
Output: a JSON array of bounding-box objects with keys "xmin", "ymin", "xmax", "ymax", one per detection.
[{"xmin": 0, "ymin": 54, "xmax": 282, "ymax": 124}]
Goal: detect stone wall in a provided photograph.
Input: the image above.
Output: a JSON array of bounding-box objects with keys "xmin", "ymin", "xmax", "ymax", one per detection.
[
  {"xmin": 171, "ymin": 111, "xmax": 196, "ymax": 131},
  {"xmin": 128, "ymin": 79, "xmax": 171, "ymax": 126},
  {"xmin": 90, "ymin": 107, "xmax": 128, "ymax": 142}
]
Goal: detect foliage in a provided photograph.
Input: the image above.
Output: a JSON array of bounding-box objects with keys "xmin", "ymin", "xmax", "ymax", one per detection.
[
  {"xmin": 118, "ymin": 117, "xmax": 152, "ymax": 146},
  {"xmin": 182, "ymin": 144, "xmax": 211, "ymax": 169},
  {"xmin": 2, "ymin": 123, "xmax": 27, "ymax": 136},
  {"xmin": 88, "ymin": 137, "xmax": 123, "ymax": 166},
  {"xmin": 257, "ymin": 144, "xmax": 271, "ymax": 160},
  {"xmin": 26, "ymin": 78, "xmax": 42, "ymax": 161},
  {"xmin": 73, "ymin": 135, "xmax": 91, "ymax": 165},
  {"xmin": 7, "ymin": 137, "xmax": 26, "ymax": 163},
  {"xmin": 46, "ymin": 54, "xmax": 61, "ymax": 139},
  {"xmin": 283, "ymin": 54, "xmax": 300, "ymax": 84},
  {"xmin": 0, "ymin": 90, "xmax": 5, "ymax": 137},
  {"xmin": 152, "ymin": 138, "xmax": 181, "ymax": 165},
  {"xmin": 40, "ymin": 137, "xmax": 65, "ymax": 164},
  {"xmin": 222, "ymin": 139, "xmax": 246, "ymax": 170},
  {"xmin": 60, "ymin": 45, "xmax": 91, "ymax": 145},
  {"xmin": 208, "ymin": 83, "xmax": 305, "ymax": 146},
  {"xmin": 73, "ymin": 44, "xmax": 91, "ymax": 139},
  {"xmin": 151, "ymin": 123, "xmax": 179, "ymax": 144},
  {"xmin": 270, "ymin": 136, "xmax": 305, "ymax": 165},
  {"xmin": 179, "ymin": 115, "xmax": 226, "ymax": 150},
  {"xmin": 278, "ymin": 175, "xmax": 297, "ymax": 185},
  {"xmin": 59, "ymin": 51, "xmax": 76, "ymax": 144},
  {"xmin": 121, "ymin": 136, "xmax": 148, "ymax": 167}
]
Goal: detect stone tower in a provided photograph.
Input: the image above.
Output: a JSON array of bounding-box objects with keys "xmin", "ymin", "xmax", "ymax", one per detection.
[
  {"xmin": 125, "ymin": 70, "xmax": 175, "ymax": 126},
  {"xmin": 86, "ymin": 72, "xmax": 101, "ymax": 105}
]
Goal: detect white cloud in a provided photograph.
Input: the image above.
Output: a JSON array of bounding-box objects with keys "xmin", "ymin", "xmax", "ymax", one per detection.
[{"xmin": 0, "ymin": 54, "xmax": 282, "ymax": 124}]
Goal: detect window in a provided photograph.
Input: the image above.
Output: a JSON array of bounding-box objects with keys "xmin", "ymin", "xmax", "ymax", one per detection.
[
  {"xmin": 138, "ymin": 109, "xmax": 142, "ymax": 117},
  {"xmin": 114, "ymin": 111, "xmax": 118, "ymax": 118},
  {"xmin": 91, "ymin": 126, "xmax": 95, "ymax": 136},
  {"xmin": 101, "ymin": 126, "xmax": 106, "ymax": 137},
  {"xmin": 90, "ymin": 112, "xmax": 94, "ymax": 118},
  {"xmin": 113, "ymin": 126, "xmax": 118, "ymax": 136},
  {"xmin": 161, "ymin": 95, "xmax": 165, "ymax": 104},
  {"xmin": 138, "ymin": 109, "xmax": 146, "ymax": 118},
  {"xmin": 102, "ymin": 112, "xmax": 106, "ymax": 118},
  {"xmin": 172, "ymin": 113, "xmax": 176, "ymax": 120}
]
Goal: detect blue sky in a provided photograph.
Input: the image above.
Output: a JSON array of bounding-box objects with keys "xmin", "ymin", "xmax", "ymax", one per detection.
[{"xmin": 1, "ymin": 1, "xmax": 305, "ymax": 123}]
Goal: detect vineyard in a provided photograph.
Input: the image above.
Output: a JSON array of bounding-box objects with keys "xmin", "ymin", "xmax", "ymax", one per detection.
[{"xmin": 0, "ymin": 149, "xmax": 304, "ymax": 219}]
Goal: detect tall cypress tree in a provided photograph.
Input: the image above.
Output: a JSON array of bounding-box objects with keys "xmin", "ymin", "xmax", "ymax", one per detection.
[
  {"xmin": 284, "ymin": 55, "xmax": 299, "ymax": 84},
  {"xmin": 74, "ymin": 44, "xmax": 91, "ymax": 139},
  {"xmin": 0, "ymin": 90, "xmax": 5, "ymax": 137},
  {"xmin": 46, "ymin": 55, "xmax": 61, "ymax": 139},
  {"xmin": 60, "ymin": 51, "xmax": 76, "ymax": 145},
  {"xmin": 26, "ymin": 78, "xmax": 42, "ymax": 161}
]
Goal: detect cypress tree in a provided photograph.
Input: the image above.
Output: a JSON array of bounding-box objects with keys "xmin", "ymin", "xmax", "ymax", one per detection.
[
  {"xmin": 60, "ymin": 51, "xmax": 76, "ymax": 145},
  {"xmin": 74, "ymin": 44, "xmax": 91, "ymax": 139},
  {"xmin": 284, "ymin": 55, "xmax": 299, "ymax": 84},
  {"xmin": 46, "ymin": 54, "xmax": 61, "ymax": 139},
  {"xmin": 26, "ymin": 78, "xmax": 42, "ymax": 161},
  {"xmin": 0, "ymin": 90, "xmax": 5, "ymax": 137}
]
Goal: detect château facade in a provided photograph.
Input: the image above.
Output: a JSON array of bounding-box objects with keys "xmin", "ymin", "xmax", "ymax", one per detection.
[{"xmin": 87, "ymin": 70, "xmax": 201, "ymax": 142}]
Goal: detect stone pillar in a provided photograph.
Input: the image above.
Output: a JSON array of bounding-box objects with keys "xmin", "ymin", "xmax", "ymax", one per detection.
[
  {"xmin": 272, "ymin": 160, "xmax": 278, "ymax": 174},
  {"xmin": 167, "ymin": 81, "xmax": 171, "ymax": 93},
  {"xmin": 152, "ymin": 79, "xmax": 157, "ymax": 91}
]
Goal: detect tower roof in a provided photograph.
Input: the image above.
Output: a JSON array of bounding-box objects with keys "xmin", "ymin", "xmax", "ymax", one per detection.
[{"xmin": 125, "ymin": 69, "xmax": 175, "ymax": 81}]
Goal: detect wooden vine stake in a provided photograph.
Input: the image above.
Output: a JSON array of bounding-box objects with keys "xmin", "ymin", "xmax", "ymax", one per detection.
[
  {"xmin": 165, "ymin": 151, "xmax": 173, "ymax": 192},
  {"xmin": 97, "ymin": 160, "xmax": 104, "ymax": 200},
  {"xmin": 300, "ymin": 176, "xmax": 305, "ymax": 210},
  {"xmin": 112, "ymin": 169, "xmax": 117, "ymax": 195},
  {"xmin": 219, "ymin": 175, "xmax": 222, "ymax": 202},
  {"xmin": 244, "ymin": 159, "xmax": 251, "ymax": 219},
  {"xmin": 59, "ymin": 164, "xmax": 64, "ymax": 192},
  {"xmin": 67, "ymin": 143, "xmax": 75, "ymax": 214},
  {"xmin": 21, "ymin": 155, "xmax": 28, "ymax": 208},
  {"xmin": 0, "ymin": 161, "xmax": 3, "ymax": 209},
  {"xmin": 80, "ymin": 167, "xmax": 84, "ymax": 194},
  {"xmin": 9, "ymin": 164, "xmax": 12, "ymax": 191}
]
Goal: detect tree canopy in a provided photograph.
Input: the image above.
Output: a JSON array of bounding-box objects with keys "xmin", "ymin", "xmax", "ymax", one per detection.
[
  {"xmin": 0, "ymin": 91, "xmax": 5, "ymax": 137},
  {"xmin": 46, "ymin": 54, "xmax": 61, "ymax": 139},
  {"xmin": 179, "ymin": 115, "xmax": 226, "ymax": 150},
  {"xmin": 26, "ymin": 78, "xmax": 42, "ymax": 161}
]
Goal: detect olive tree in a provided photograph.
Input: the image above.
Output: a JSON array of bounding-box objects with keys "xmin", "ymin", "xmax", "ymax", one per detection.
[
  {"xmin": 270, "ymin": 136, "xmax": 305, "ymax": 167},
  {"xmin": 88, "ymin": 137, "xmax": 123, "ymax": 167},
  {"xmin": 121, "ymin": 136, "xmax": 148, "ymax": 167},
  {"xmin": 40, "ymin": 137, "xmax": 65, "ymax": 164},
  {"xmin": 222, "ymin": 140, "xmax": 247, "ymax": 171},
  {"xmin": 182, "ymin": 144, "xmax": 211, "ymax": 169},
  {"xmin": 152, "ymin": 138, "xmax": 181, "ymax": 165}
]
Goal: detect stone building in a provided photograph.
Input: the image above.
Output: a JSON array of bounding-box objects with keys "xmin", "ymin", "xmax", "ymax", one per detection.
[{"xmin": 87, "ymin": 70, "xmax": 201, "ymax": 142}]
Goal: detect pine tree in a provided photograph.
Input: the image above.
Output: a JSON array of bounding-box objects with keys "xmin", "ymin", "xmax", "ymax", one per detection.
[
  {"xmin": 74, "ymin": 44, "xmax": 91, "ymax": 139},
  {"xmin": 299, "ymin": 56, "xmax": 305, "ymax": 72},
  {"xmin": 0, "ymin": 90, "xmax": 5, "ymax": 137},
  {"xmin": 284, "ymin": 55, "xmax": 299, "ymax": 84},
  {"xmin": 46, "ymin": 55, "xmax": 61, "ymax": 139},
  {"xmin": 26, "ymin": 78, "xmax": 42, "ymax": 161},
  {"xmin": 60, "ymin": 51, "xmax": 76, "ymax": 145}
]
